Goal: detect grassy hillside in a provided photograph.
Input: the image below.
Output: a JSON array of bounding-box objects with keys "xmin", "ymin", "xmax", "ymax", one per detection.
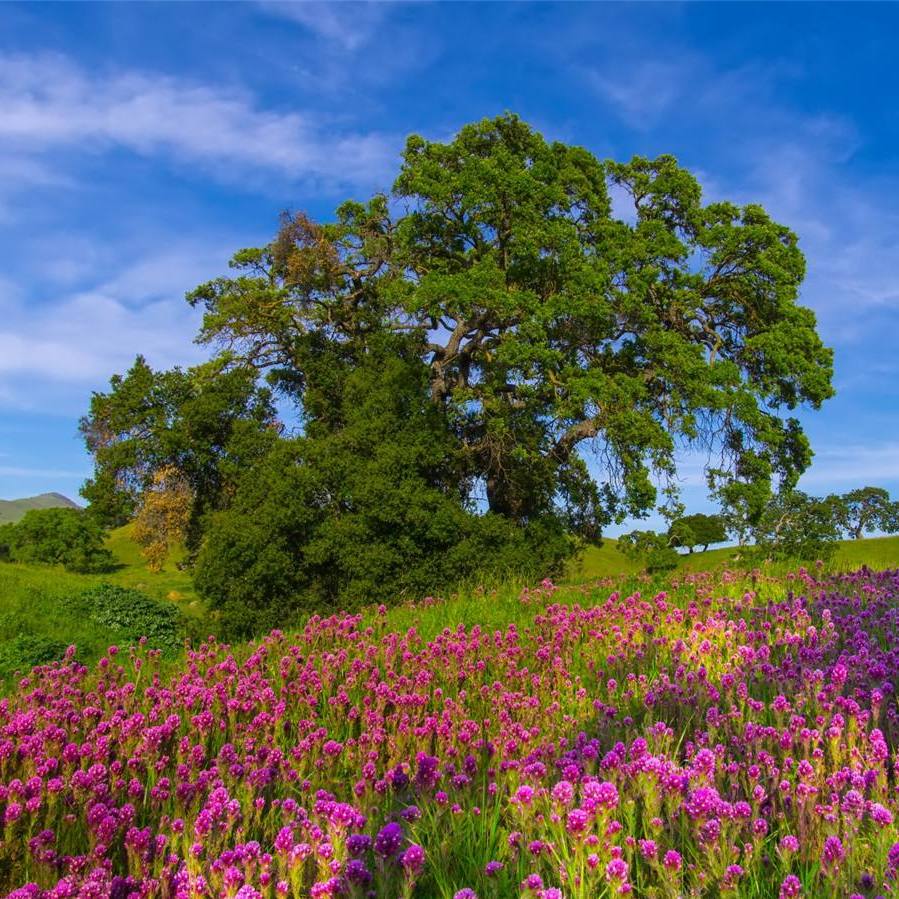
[
  {"xmin": 570, "ymin": 533, "xmax": 899, "ymax": 579},
  {"xmin": 0, "ymin": 492, "xmax": 80, "ymax": 524},
  {"xmin": 0, "ymin": 524, "xmax": 205, "ymax": 680},
  {"xmin": 104, "ymin": 522, "xmax": 201, "ymax": 609},
  {"xmin": 564, "ymin": 538, "xmax": 642, "ymax": 580},
  {"xmin": 1, "ymin": 522, "xmax": 897, "ymax": 682}
]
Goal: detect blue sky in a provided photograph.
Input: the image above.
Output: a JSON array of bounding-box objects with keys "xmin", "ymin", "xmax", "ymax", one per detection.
[{"xmin": 1, "ymin": 2, "xmax": 898, "ymax": 534}]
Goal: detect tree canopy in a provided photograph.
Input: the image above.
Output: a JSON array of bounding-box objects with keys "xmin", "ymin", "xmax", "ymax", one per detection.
[
  {"xmin": 0, "ymin": 508, "xmax": 114, "ymax": 573},
  {"xmin": 832, "ymin": 487, "xmax": 899, "ymax": 540},
  {"xmin": 750, "ymin": 490, "xmax": 843, "ymax": 561},
  {"xmin": 81, "ymin": 114, "xmax": 835, "ymax": 624},
  {"xmin": 188, "ymin": 114, "xmax": 832, "ymax": 534},
  {"xmin": 668, "ymin": 513, "xmax": 727, "ymax": 552}
]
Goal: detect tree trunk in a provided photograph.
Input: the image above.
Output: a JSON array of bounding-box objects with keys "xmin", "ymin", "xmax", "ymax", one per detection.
[{"xmin": 485, "ymin": 474, "xmax": 513, "ymax": 518}]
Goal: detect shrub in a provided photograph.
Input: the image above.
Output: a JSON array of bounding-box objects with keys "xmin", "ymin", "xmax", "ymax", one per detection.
[
  {"xmin": 2, "ymin": 508, "xmax": 114, "ymax": 572},
  {"xmin": 0, "ymin": 634, "xmax": 69, "ymax": 678},
  {"xmin": 78, "ymin": 584, "xmax": 184, "ymax": 651},
  {"xmin": 646, "ymin": 546, "xmax": 680, "ymax": 573}
]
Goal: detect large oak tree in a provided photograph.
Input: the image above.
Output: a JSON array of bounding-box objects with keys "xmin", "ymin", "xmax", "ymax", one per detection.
[{"xmin": 188, "ymin": 114, "xmax": 833, "ymax": 533}]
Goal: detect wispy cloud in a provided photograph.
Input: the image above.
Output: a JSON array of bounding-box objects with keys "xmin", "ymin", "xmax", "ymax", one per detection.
[
  {"xmin": 0, "ymin": 52, "xmax": 395, "ymax": 187},
  {"xmin": 0, "ymin": 465, "xmax": 89, "ymax": 479},
  {"xmin": 800, "ymin": 443, "xmax": 899, "ymax": 488},
  {"xmin": 0, "ymin": 241, "xmax": 232, "ymax": 406},
  {"xmin": 258, "ymin": 2, "xmax": 390, "ymax": 52},
  {"xmin": 588, "ymin": 60, "xmax": 691, "ymax": 131}
]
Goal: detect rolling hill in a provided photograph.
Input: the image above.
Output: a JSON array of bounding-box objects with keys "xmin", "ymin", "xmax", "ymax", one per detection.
[
  {"xmin": 0, "ymin": 492, "xmax": 80, "ymax": 524},
  {"xmin": 569, "ymin": 534, "xmax": 899, "ymax": 580}
]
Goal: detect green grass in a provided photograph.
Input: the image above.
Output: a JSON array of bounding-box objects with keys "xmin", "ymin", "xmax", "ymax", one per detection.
[
  {"xmin": 0, "ymin": 563, "xmax": 128, "ymax": 666},
  {"xmin": 0, "ymin": 523, "xmax": 205, "ymax": 680},
  {"xmin": 1, "ymin": 523, "xmax": 897, "ymax": 682},
  {"xmin": 675, "ymin": 533, "xmax": 899, "ymax": 573},
  {"xmin": 103, "ymin": 523, "xmax": 202, "ymax": 611},
  {"xmin": 570, "ymin": 534, "xmax": 899, "ymax": 579},
  {"xmin": 563, "ymin": 538, "xmax": 641, "ymax": 581}
]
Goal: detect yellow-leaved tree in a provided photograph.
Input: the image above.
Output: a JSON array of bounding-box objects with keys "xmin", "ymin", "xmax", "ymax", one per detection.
[{"xmin": 132, "ymin": 465, "xmax": 192, "ymax": 572}]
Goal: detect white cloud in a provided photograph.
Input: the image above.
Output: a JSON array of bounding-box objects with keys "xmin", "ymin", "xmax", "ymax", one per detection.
[
  {"xmin": 0, "ymin": 465, "xmax": 88, "ymax": 479},
  {"xmin": 0, "ymin": 52, "xmax": 395, "ymax": 187},
  {"xmin": 0, "ymin": 242, "xmax": 229, "ymax": 398},
  {"xmin": 588, "ymin": 60, "xmax": 690, "ymax": 130},
  {"xmin": 799, "ymin": 443, "xmax": 899, "ymax": 488},
  {"xmin": 259, "ymin": 2, "xmax": 390, "ymax": 51}
]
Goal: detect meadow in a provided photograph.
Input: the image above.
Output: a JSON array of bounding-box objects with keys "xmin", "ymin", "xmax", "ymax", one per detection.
[{"xmin": 1, "ymin": 537, "xmax": 899, "ymax": 897}]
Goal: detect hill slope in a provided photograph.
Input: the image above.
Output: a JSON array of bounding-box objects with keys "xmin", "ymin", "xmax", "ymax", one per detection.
[
  {"xmin": 570, "ymin": 534, "xmax": 899, "ymax": 579},
  {"xmin": 0, "ymin": 492, "xmax": 80, "ymax": 524}
]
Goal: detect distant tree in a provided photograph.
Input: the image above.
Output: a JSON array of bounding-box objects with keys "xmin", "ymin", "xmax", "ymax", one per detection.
[
  {"xmin": 751, "ymin": 490, "xmax": 842, "ymax": 561},
  {"xmin": 132, "ymin": 465, "xmax": 193, "ymax": 572},
  {"xmin": 2, "ymin": 508, "xmax": 114, "ymax": 573},
  {"xmin": 832, "ymin": 487, "xmax": 899, "ymax": 539},
  {"xmin": 668, "ymin": 513, "xmax": 727, "ymax": 553},
  {"xmin": 618, "ymin": 528, "xmax": 679, "ymax": 573}
]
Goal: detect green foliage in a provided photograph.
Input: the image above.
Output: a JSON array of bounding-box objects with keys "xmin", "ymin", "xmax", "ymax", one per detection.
[
  {"xmin": 832, "ymin": 486, "xmax": 899, "ymax": 539},
  {"xmin": 668, "ymin": 513, "xmax": 727, "ymax": 552},
  {"xmin": 188, "ymin": 113, "xmax": 833, "ymax": 534},
  {"xmin": 80, "ymin": 355, "xmax": 277, "ymax": 543},
  {"xmin": 1, "ymin": 508, "xmax": 114, "ymax": 573},
  {"xmin": 195, "ymin": 345, "xmax": 572, "ymax": 638},
  {"xmin": 77, "ymin": 583, "xmax": 185, "ymax": 651},
  {"xmin": 645, "ymin": 545, "xmax": 680, "ymax": 573},
  {"xmin": 750, "ymin": 490, "xmax": 842, "ymax": 561},
  {"xmin": 82, "ymin": 113, "xmax": 835, "ymax": 628},
  {"xmin": 617, "ymin": 529, "xmax": 679, "ymax": 572},
  {"xmin": 0, "ymin": 634, "xmax": 69, "ymax": 679}
]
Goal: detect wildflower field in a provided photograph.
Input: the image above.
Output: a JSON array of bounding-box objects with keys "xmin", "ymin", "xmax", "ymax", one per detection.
[{"xmin": 3, "ymin": 566, "xmax": 899, "ymax": 898}]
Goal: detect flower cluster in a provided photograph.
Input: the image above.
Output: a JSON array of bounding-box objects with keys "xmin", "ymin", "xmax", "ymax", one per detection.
[{"xmin": 1, "ymin": 566, "xmax": 899, "ymax": 897}]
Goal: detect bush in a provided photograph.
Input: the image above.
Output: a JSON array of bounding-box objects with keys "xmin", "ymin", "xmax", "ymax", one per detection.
[
  {"xmin": 0, "ymin": 634, "xmax": 69, "ymax": 678},
  {"xmin": 646, "ymin": 546, "xmax": 680, "ymax": 573},
  {"xmin": 2, "ymin": 508, "xmax": 114, "ymax": 573},
  {"xmin": 78, "ymin": 584, "xmax": 184, "ymax": 651},
  {"xmin": 194, "ymin": 350, "xmax": 575, "ymax": 639}
]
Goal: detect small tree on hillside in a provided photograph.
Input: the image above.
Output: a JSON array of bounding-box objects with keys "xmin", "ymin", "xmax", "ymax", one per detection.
[
  {"xmin": 751, "ymin": 490, "xmax": 842, "ymax": 561},
  {"xmin": 618, "ymin": 529, "xmax": 679, "ymax": 573},
  {"xmin": 832, "ymin": 487, "xmax": 899, "ymax": 539},
  {"xmin": 668, "ymin": 513, "xmax": 727, "ymax": 553},
  {"xmin": 132, "ymin": 465, "xmax": 193, "ymax": 572}
]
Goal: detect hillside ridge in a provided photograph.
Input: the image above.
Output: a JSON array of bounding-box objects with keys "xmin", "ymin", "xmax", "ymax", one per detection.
[{"xmin": 0, "ymin": 492, "xmax": 81, "ymax": 524}]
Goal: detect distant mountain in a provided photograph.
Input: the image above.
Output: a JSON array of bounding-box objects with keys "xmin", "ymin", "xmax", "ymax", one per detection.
[{"xmin": 0, "ymin": 492, "xmax": 81, "ymax": 525}]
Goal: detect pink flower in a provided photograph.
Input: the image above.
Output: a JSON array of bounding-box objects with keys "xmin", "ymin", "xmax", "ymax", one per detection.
[
  {"xmin": 663, "ymin": 850, "xmax": 682, "ymax": 872},
  {"xmin": 605, "ymin": 858, "xmax": 628, "ymax": 883}
]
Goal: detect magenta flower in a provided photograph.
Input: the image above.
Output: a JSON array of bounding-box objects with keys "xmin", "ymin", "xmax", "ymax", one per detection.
[
  {"xmin": 663, "ymin": 850, "xmax": 682, "ymax": 873},
  {"xmin": 821, "ymin": 835, "xmax": 845, "ymax": 872},
  {"xmin": 606, "ymin": 858, "xmax": 628, "ymax": 883},
  {"xmin": 374, "ymin": 822, "xmax": 404, "ymax": 858},
  {"xmin": 401, "ymin": 843, "xmax": 426, "ymax": 876}
]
